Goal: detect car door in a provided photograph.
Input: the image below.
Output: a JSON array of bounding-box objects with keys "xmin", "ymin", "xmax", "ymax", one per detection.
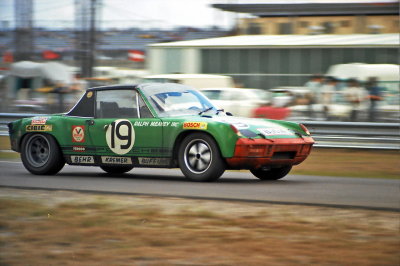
[{"xmin": 87, "ymin": 88, "xmax": 166, "ymax": 165}]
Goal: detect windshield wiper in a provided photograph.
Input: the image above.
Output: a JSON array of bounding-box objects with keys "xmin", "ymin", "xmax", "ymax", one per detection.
[
  {"xmin": 216, "ymin": 109, "xmax": 224, "ymax": 115},
  {"xmin": 198, "ymin": 107, "xmax": 213, "ymax": 115}
]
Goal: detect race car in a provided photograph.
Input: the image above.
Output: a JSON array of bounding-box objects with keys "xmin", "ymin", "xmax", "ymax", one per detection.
[{"xmin": 8, "ymin": 83, "xmax": 314, "ymax": 182}]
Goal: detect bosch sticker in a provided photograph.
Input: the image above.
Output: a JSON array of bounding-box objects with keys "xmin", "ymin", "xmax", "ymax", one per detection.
[
  {"xmin": 106, "ymin": 119, "xmax": 135, "ymax": 155},
  {"xmin": 183, "ymin": 122, "xmax": 207, "ymax": 130},
  {"xmin": 72, "ymin": 126, "xmax": 85, "ymax": 143}
]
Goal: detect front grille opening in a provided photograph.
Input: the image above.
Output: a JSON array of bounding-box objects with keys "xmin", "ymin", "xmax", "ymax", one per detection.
[{"xmin": 272, "ymin": 151, "xmax": 296, "ymax": 160}]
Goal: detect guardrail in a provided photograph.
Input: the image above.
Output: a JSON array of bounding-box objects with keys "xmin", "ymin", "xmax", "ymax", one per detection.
[
  {"xmin": 301, "ymin": 121, "xmax": 399, "ymax": 150},
  {"xmin": 1, "ymin": 113, "xmax": 399, "ymax": 150},
  {"xmin": 0, "ymin": 113, "xmax": 46, "ymax": 136}
]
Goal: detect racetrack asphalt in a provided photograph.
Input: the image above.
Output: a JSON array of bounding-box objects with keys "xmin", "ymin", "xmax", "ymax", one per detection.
[{"xmin": 0, "ymin": 160, "xmax": 399, "ymax": 211}]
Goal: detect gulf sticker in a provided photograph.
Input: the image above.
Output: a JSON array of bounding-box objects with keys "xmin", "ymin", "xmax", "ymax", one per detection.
[
  {"xmin": 72, "ymin": 125, "xmax": 85, "ymax": 143},
  {"xmin": 183, "ymin": 122, "xmax": 207, "ymax": 130}
]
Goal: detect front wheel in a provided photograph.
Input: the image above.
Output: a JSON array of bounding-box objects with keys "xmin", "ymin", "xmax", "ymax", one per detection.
[
  {"xmin": 250, "ymin": 165, "xmax": 292, "ymax": 180},
  {"xmin": 178, "ymin": 133, "xmax": 225, "ymax": 182},
  {"xmin": 21, "ymin": 133, "xmax": 65, "ymax": 175},
  {"xmin": 100, "ymin": 166, "xmax": 134, "ymax": 174}
]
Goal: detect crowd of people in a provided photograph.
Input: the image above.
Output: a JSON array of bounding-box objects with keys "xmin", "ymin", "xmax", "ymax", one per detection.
[{"xmin": 304, "ymin": 74, "xmax": 384, "ymax": 121}]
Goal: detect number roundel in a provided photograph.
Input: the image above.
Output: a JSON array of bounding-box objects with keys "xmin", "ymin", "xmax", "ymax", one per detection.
[{"xmin": 106, "ymin": 119, "xmax": 135, "ymax": 155}]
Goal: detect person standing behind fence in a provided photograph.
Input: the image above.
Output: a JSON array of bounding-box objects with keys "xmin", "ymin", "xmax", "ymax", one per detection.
[
  {"xmin": 365, "ymin": 77, "xmax": 384, "ymax": 122},
  {"xmin": 305, "ymin": 74, "xmax": 324, "ymax": 119},
  {"xmin": 320, "ymin": 76, "xmax": 338, "ymax": 120},
  {"xmin": 343, "ymin": 78, "xmax": 368, "ymax": 121}
]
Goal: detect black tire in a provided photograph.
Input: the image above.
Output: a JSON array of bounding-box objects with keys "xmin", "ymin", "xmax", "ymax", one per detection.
[
  {"xmin": 250, "ymin": 165, "xmax": 292, "ymax": 181},
  {"xmin": 100, "ymin": 165, "xmax": 134, "ymax": 174},
  {"xmin": 21, "ymin": 133, "xmax": 65, "ymax": 175},
  {"xmin": 178, "ymin": 133, "xmax": 225, "ymax": 182}
]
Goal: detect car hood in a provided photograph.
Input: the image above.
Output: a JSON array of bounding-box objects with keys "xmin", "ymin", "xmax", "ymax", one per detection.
[
  {"xmin": 214, "ymin": 116, "xmax": 303, "ymax": 138},
  {"xmin": 170, "ymin": 114, "xmax": 307, "ymax": 139}
]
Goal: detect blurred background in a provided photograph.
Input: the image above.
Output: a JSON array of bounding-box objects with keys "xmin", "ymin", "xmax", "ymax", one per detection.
[{"xmin": 0, "ymin": 0, "xmax": 398, "ymax": 122}]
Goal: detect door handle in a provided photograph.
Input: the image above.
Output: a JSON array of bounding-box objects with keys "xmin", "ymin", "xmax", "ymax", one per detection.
[{"xmin": 86, "ymin": 119, "xmax": 95, "ymax": 126}]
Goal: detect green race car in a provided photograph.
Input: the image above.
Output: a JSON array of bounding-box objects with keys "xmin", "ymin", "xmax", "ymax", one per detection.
[{"xmin": 8, "ymin": 83, "xmax": 314, "ymax": 182}]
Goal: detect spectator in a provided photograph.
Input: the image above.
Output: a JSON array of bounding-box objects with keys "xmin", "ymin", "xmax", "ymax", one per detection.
[
  {"xmin": 320, "ymin": 76, "xmax": 338, "ymax": 120},
  {"xmin": 366, "ymin": 77, "xmax": 384, "ymax": 121},
  {"xmin": 343, "ymin": 78, "xmax": 368, "ymax": 121},
  {"xmin": 304, "ymin": 74, "xmax": 324, "ymax": 119}
]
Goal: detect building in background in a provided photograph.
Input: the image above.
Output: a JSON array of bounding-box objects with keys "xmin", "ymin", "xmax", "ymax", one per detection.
[
  {"xmin": 149, "ymin": 1, "xmax": 399, "ymax": 89},
  {"xmin": 148, "ymin": 34, "xmax": 399, "ymax": 89},
  {"xmin": 213, "ymin": 1, "xmax": 399, "ymax": 35}
]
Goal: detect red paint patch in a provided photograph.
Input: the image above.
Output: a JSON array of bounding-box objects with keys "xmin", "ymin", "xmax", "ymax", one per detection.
[{"xmin": 226, "ymin": 137, "xmax": 314, "ymax": 169}]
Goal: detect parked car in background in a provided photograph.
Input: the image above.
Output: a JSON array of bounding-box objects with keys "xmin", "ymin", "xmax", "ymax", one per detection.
[
  {"xmin": 142, "ymin": 74, "xmax": 235, "ymax": 88},
  {"xmin": 200, "ymin": 88, "xmax": 270, "ymax": 117},
  {"xmin": 268, "ymin": 86, "xmax": 370, "ymax": 121},
  {"xmin": 249, "ymin": 87, "xmax": 307, "ymax": 120},
  {"xmin": 269, "ymin": 87, "xmax": 311, "ymax": 107}
]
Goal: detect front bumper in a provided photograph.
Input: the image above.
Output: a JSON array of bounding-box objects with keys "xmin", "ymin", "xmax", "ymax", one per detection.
[
  {"xmin": 7, "ymin": 122, "xmax": 19, "ymax": 152},
  {"xmin": 226, "ymin": 137, "xmax": 314, "ymax": 169}
]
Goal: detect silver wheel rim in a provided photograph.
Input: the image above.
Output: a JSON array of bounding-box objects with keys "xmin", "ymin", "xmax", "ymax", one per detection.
[
  {"xmin": 25, "ymin": 135, "xmax": 50, "ymax": 167},
  {"xmin": 184, "ymin": 139, "xmax": 212, "ymax": 174}
]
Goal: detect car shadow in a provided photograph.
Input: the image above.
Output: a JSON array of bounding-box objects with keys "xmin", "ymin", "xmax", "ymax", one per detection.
[{"xmin": 55, "ymin": 170, "xmax": 308, "ymax": 185}]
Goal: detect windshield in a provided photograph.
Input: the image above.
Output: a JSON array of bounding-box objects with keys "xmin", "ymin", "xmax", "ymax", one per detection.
[{"xmin": 139, "ymin": 83, "xmax": 217, "ymax": 117}]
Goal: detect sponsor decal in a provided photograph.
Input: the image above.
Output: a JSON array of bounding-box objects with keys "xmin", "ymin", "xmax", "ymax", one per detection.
[
  {"xmin": 71, "ymin": 155, "xmax": 94, "ymax": 164},
  {"xmin": 133, "ymin": 121, "xmax": 179, "ymax": 127},
  {"xmin": 72, "ymin": 125, "xmax": 85, "ymax": 143},
  {"xmin": 183, "ymin": 122, "xmax": 207, "ymax": 130},
  {"xmin": 87, "ymin": 91, "xmax": 93, "ymax": 98},
  {"xmin": 134, "ymin": 121, "xmax": 150, "ymax": 127},
  {"xmin": 73, "ymin": 146, "xmax": 86, "ymax": 152},
  {"xmin": 106, "ymin": 119, "xmax": 135, "ymax": 155},
  {"xmin": 101, "ymin": 156, "xmax": 132, "ymax": 164},
  {"xmin": 138, "ymin": 157, "xmax": 170, "ymax": 166},
  {"xmin": 231, "ymin": 122, "xmax": 249, "ymax": 130},
  {"xmin": 258, "ymin": 128, "xmax": 293, "ymax": 136},
  {"xmin": 150, "ymin": 121, "xmax": 165, "ymax": 127},
  {"xmin": 31, "ymin": 117, "xmax": 49, "ymax": 125},
  {"xmin": 26, "ymin": 125, "xmax": 52, "ymax": 132}
]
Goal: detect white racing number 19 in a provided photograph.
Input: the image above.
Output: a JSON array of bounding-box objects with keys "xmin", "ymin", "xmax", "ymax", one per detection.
[{"xmin": 106, "ymin": 119, "xmax": 135, "ymax": 155}]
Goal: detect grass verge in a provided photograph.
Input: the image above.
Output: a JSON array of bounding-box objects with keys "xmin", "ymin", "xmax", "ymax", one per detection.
[
  {"xmin": 291, "ymin": 148, "xmax": 399, "ymax": 179},
  {"xmin": 0, "ymin": 188, "xmax": 399, "ymax": 265}
]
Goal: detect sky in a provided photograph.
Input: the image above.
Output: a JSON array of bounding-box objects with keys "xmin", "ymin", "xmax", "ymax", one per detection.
[
  {"xmin": 0, "ymin": 0, "xmax": 397, "ymax": 30},
  {"xmin": 0, "ymin": 0, "xmax": 237, "ymax": 29}
]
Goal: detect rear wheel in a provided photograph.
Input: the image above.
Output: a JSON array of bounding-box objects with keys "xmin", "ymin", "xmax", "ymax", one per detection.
[
  {"xmin": 100, "ymin": 166, "xmax": 134, "ymax": 174},
  {"xmin": 21, "ymin": 133, "xmax": 65, "ymax": 175},
  {"xmin": 250, "ymin": 165, "xmax": 292, "ymax": 180},
  {"xmin": 178, "ymin": 133, "xmax": 225, "ymax": 182}
]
